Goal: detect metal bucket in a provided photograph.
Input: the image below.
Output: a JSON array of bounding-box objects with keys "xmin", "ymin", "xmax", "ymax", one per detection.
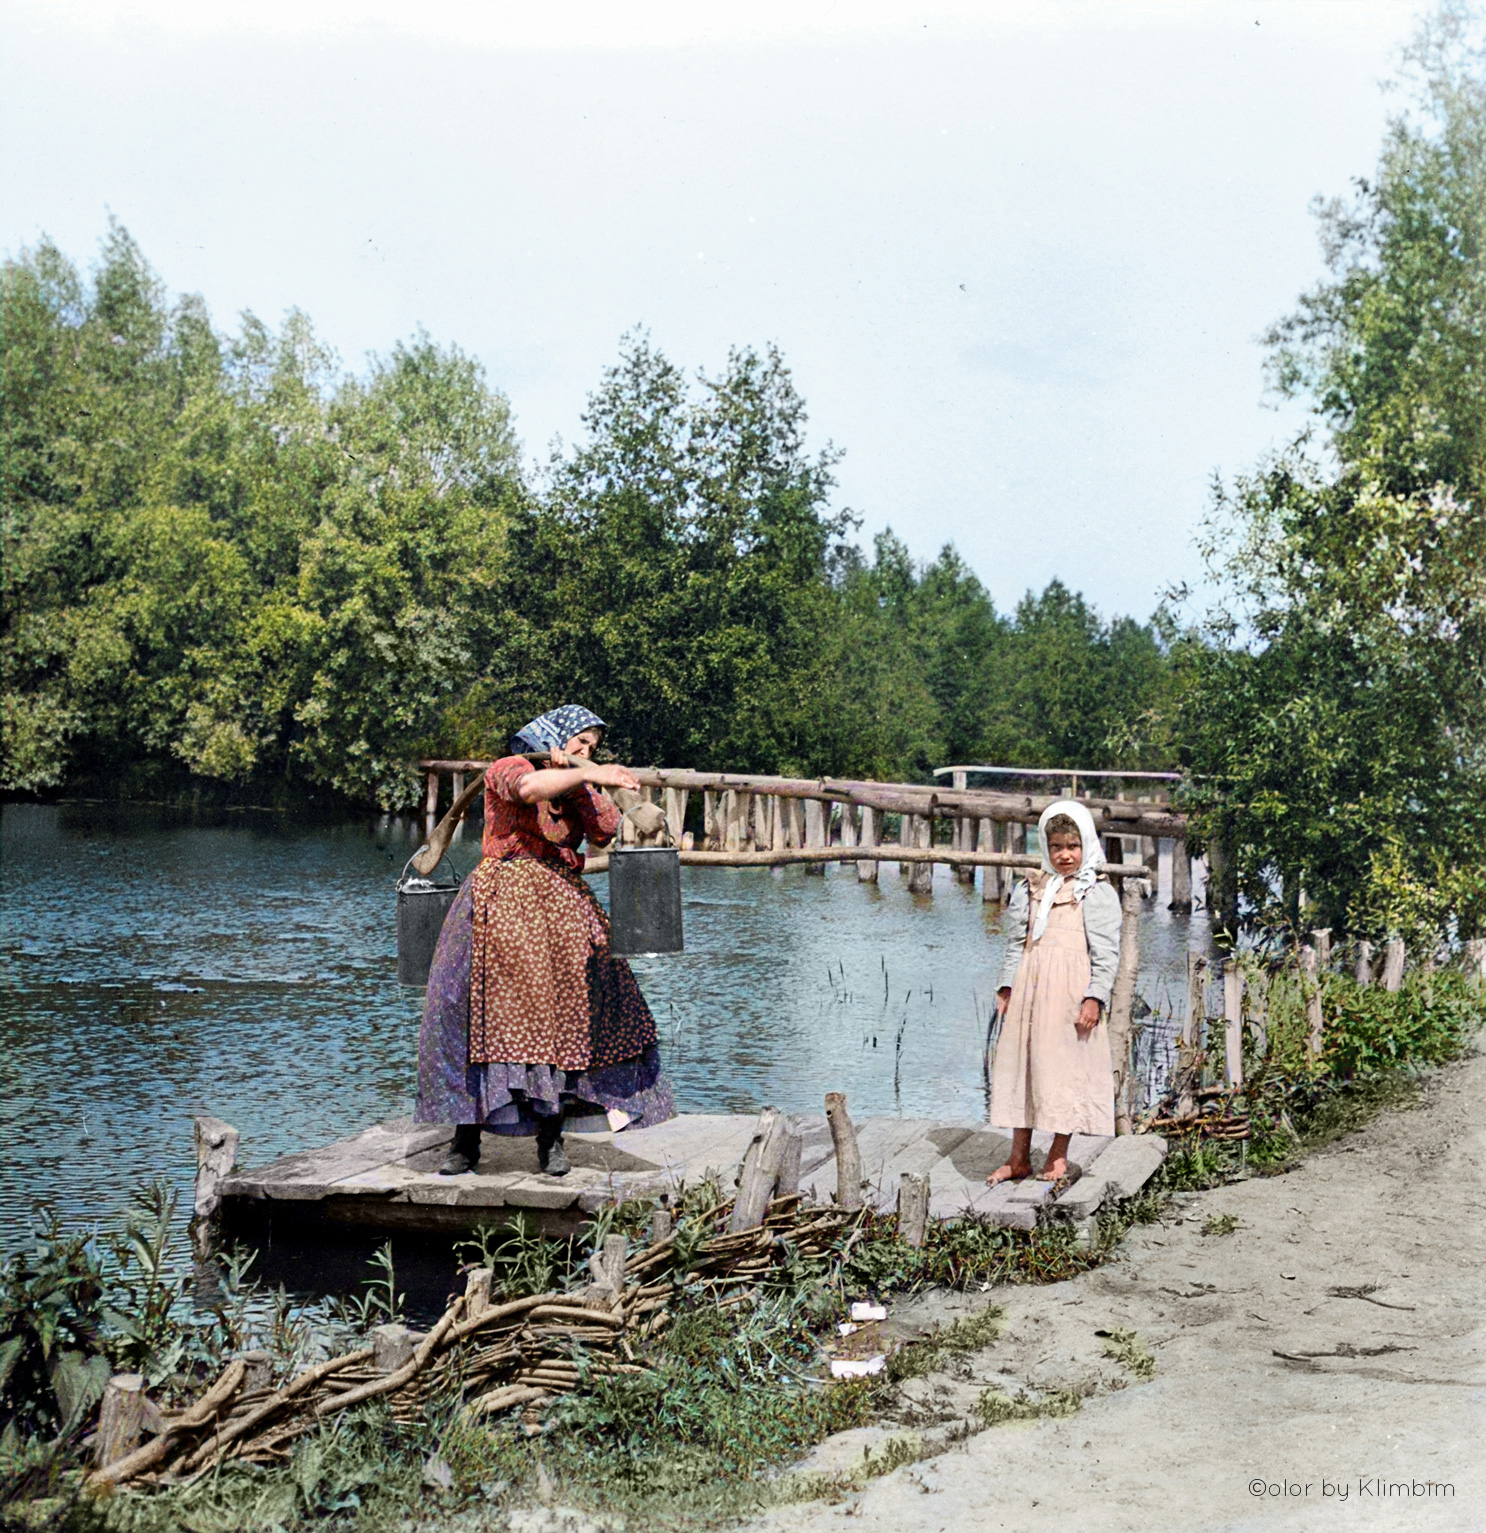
[
  {"xmin": 396, "ymin": 856, "xmax": 461, "ymax": 986},
  {"xmin": 607, "ymin": 846, "xmax": 684, "ymax": 957}
]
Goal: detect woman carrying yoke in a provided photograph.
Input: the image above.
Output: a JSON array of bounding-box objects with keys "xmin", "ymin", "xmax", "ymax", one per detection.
[{"xmin": 415, "ymin": 704, "xmax": 675, "ymax": 1177}]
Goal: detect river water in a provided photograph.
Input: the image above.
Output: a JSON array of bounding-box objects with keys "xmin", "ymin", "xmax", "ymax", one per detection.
[{"xmin": 1, "ymin": 801, "xmax": 1212, "ymax": 1260}]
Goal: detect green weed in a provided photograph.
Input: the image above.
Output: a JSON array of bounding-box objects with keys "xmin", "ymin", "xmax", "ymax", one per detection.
[
  {"xmin": 1098, "ymin": 1328, "xmax": 1156, "ymax": 1381},
  {"xmin": 1201, "ymin": 1213, "xmax": 1241, "ymax": 1237}
]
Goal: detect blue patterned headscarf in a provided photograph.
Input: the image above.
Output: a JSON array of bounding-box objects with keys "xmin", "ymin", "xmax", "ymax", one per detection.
[{"xmin": 509, "ymin": 704, "xmax": 607, "ymax": 756}]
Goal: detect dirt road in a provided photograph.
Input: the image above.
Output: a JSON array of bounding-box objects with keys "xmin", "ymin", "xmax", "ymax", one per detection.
[{"xmin": 754, "ymin": 1049, "xmax": 1486, "ymax": 1533}]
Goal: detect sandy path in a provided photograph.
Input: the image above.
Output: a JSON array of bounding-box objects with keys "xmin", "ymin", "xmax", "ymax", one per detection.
[{"xmin": 753, "ymin": 1049, "xmax": 1486, "ymax": 1533}]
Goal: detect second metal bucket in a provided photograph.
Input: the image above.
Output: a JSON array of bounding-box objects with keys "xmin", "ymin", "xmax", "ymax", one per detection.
[
  {"xmin": 607, "ymin": 846, "xmax": 684, "ymax": 956},
  {"xmin": 396, "ymin": 858, "xmax": 462, "ymax": 985}
]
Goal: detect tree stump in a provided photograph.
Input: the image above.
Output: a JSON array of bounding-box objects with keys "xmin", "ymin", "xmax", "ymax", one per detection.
[
  {"xmin": 464, "ymin": 1267, "xmax": 493, "ymax": 1320},
  {"xmin": 896, "ymin": 1173, "xmax": 930, "ymax": 1248},
  {"xmin": 824, "ymin": 1093, "xmax": 863, "ymax": 1211},
  {"xmin": 95, "ymin": 1375, "xmax": 151, "ymax": 1468},
  {"xmin": 372, "ymin": 1325, "xmax": 415, "ymax": 1374},
  {"xmin": 650, "ymin": 1205, "xmax": 673, "ymax": 1246}
]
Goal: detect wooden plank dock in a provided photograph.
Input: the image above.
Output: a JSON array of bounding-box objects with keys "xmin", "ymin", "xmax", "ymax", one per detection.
[{"xmin": 217, "ymin": 1114, "xmax": 1168, "ymax": 1236}]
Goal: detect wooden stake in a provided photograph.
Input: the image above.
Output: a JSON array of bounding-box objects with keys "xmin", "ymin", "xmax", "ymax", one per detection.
[
  {"xmin": 729, "ymin": 1108, "xmax": 790, "ymax": 1231},
  {"xmin": 702, "ymin": 791, "xmax": 719, "ymax": 851},
  {"xmin": 649, "ymin": 1206, "xmax": 673, "ymax": 1246},
  {"xmin": 1107, "ymin": 878, "xmax": 1143, "ymax": 1134},
  {"xmin": 1354, "ymin": 939, "xmax": 1375, "ymax": 986},
  {"xmin": 1311, "ymin": 928, "xmax": 1332, "ymax": 971},
  {"xmin": 824, "ymin": 1093, "xmax": 863, "ymax": 1212},
  {"xmin": 1223, "ymin": 960, "xmax": 1244, "ymax": 1091},
  {"xmin": 777, "ymin": 1131, "xmax": 803, "ymax": 1198},
  {"xmin": 1300, "ymin": 944, "xmax": 1324, "ymax": 1057},
  {"xmin": 1177, "ymin": 953, "xmax": 1207, "ymax": 1117},
  {"xmin": 464, "ymin": 1267, "xmax": 493, "ymax": 1321},
  {"xmin": 372, "ymin": 1324, "xmax": 416, "ymax": 1374},
  {"xmin": 1464, "ymin": 938, "xmax": 1485, "ymax": 987},
  {"xmin": 1382, "ymin": 937, "xmax": 1406, "ymax": 992},
  {"xmin": 952, "ymin": 772, "xmax": 975, "ymax": 883},
  {"xmin": 193, "ymin": 1115, "xmax": 239, "ymax": 1222},
  {"xmin": 896, "ymin": 1173, "xmax": 930, "ymax": 1247},
  {"xmin": 663, "ymin": 788, "xmax": 689, "ymax": 846}
]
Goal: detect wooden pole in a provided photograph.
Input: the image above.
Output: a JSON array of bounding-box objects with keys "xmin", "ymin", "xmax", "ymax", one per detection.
[
  {"xmin": 1382, "ymin": 937, "xmax": 1406, "ymax": 992},
  {"xmin": 857, "ymin": 805, "xmax": 879, "ymax": 883},
  {"xmin": 702, "ymin": 791, "xmax": 719, "ymax": 851},
  {"xmin": 1106, "ymin": 878, "xmax": 1143, "ymax": 1134},
  {"xmin": 804, "ymin": 798, "xmax": 827, "ymax": 875},
  {"xmin": 896, "ymin": 1173, "xmax": 930, "ymax": 1247},
  {"xmin": 1247, "ymin": 968, "xmax": 1269, "ymax": 1059},
  {"xmin": 1311, "ymin": 928, "xmax": 1332, "ymax": 971},
  {"xmin": 582, "ymin": 846, "xmax": 1154, "ymax": 876},
  {"xmin": 907, "ymin": 814, "xmax": 934, "ymax": 893},
  {"xmin": 952, "ymin": 771, "xmax": 975, "ymax": 884},
  {"xmin": 1223, "ymin": 960, "xmax": 1244, "ymax": 1091},
  {"xmin": 978, "ymin": 818, "xmax": 1000, "ymax": 903},
  {"xmin": 1464, "ymin": 938, "xmax": 1486, "ymax": 987},
  {"xmin": 424, "ymin": 769, "xmax": 440, "ymax": 835},
  {"xmin": 1170, "ymin": 837, "xmax": 1192, "ymax": 912},
  {"xmin": 824, "ymin": 1093, "xmax": 863, "ymax": 1211},
  {"xmin": 777, "ymin": 1131, "xmax": 804, "ymax": 1198}
]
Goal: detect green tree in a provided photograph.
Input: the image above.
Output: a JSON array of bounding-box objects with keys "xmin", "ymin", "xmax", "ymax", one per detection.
[{"xmin": 1172, "ymin": 5, "xmax": 1486, "ymax": 944}]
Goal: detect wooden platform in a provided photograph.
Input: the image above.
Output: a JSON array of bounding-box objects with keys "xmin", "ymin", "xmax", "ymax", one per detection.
[{"xmin": 218, "ymin": 1114, "xmax": 1168, "ymax": 1236}]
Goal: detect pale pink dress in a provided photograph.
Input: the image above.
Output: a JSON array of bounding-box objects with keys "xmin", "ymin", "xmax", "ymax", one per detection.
[{"xmin": 990, "ymin": 875, "xmax": 1116, "ymax": 1136}]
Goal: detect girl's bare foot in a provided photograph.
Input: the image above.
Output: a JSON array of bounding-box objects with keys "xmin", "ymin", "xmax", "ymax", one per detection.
[
  {"xmin": 986, "ymin": 1162, "xmax": 1032, "ymax": 1186},
  {"xmin": 1037, "ymin": 1157, "xmax": 1069, "ymax": 1182}
]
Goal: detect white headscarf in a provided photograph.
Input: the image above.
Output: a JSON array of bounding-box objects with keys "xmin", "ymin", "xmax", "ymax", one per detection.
[{"xmin": 1029, "ymin": 798, "xmax": 1104, "ymax": 942}]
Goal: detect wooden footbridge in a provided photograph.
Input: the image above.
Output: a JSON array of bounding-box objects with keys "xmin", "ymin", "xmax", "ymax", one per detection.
[
  {"xmin": 416, "ymin": 758, "xmax": 1196, "ymax": 909},
  {"xmin": 205, "ymin": 1109, "xmax": 1169, "ymax": 1241}
]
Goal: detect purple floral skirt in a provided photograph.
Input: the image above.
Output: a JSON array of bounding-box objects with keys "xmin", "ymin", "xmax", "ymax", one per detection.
[{"xmin": 415, "ymin": 872, "xmax": 676, "ymax": 1135}]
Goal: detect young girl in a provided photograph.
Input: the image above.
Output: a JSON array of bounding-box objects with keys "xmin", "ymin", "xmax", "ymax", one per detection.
[{"xmin": 986, "ymin": 799, "xmax": 1121, "ymax": 1185}]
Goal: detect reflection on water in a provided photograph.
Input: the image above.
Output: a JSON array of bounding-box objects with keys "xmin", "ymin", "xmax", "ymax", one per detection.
[{"xmin": 1, "ymin": 801, "xmax": 1213, "ymax": 1252}]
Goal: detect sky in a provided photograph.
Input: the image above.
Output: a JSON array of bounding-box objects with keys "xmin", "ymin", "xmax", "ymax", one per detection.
[{"xmin": 0, "ymin": 0, "xmax": 1431, "ymax": 619}]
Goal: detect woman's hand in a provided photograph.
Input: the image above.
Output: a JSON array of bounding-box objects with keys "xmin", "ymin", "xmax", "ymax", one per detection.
[
  {"xmin": 1075, "ymin": 998, "xmax": 1101, "ymax": 1038},
  {"xmin": 584, "ymin": 761, "xmax": 640, "ymax": 792},
  {"xmin": 996, "ymin": 986, "xmax": 1011, "ymax": 1018}
]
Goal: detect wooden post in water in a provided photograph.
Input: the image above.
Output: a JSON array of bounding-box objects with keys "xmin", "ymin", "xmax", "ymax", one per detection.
[
  {"xmin": 857, "ymin": 805, "xmax": 880, "ymax": 883},
  {"xmin": 424, "ymin": 770, "xmax": 440, "ymax": 835},
  {"xmin": 1223, "ymin": 960, "xmax": 1244, "ymax": 1091},
  {"xmin": 1107, "ymin": 878, "xmax": 1143, "ymax": 1134},
  {"xmin": 783, "ymin": 797, "xmax": 804, "ymax": 849},
  {"xmin": 702, "ymin": 791, "xmax": 719, "ymax": 850},
  {"xmin": 978, "ymin": 818, "xmax": 1000, "ymax": 903},
  {"xmin": 1169, "ymin": 838, "xmax": 1192, "ymax": 912},
  {"xmin": 1300, "ymin": 944, "xmax": 1324, "ymax": 1057},
  {"xmin": 663, "ymin": 788, "xmax": 689, "ymax": 845},
  {"xmin": 1382, "ymin": 937, "xmax": 1406, "ymax": 992},
  {"xmin": 771, "ymin": 794, "xmax": 787, "ymax": 854},
  {"xmin": 907, "ymin": 814, "xmax": 934, "ymax": 893},
  {"xmin": 824, "ymin": 1093, "xmax": 863, "ymax": 1211},
  {"xmin": 451, "ymin": 771, "xmax": 465, "ymax": 842},
  {"xmin": 804, "ymin": 798, "xmax": 827, "ymax": 874},
  {"xmin": 952, "ymin": 773, "xmax": 975, "ymax": 884},
  {"xmin": 1354, "ymin": 939, "xmax": 1375, "ymax": 986}
]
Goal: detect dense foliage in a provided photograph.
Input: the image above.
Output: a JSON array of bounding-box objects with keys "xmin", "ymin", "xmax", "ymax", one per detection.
[
  {"xmin": 1170, "ymin": 7, "xmax": 1486, "ymax": 946},
  {"xmin": 1, "ymin": 227, "xmax": 1171, "ymax": 808}
]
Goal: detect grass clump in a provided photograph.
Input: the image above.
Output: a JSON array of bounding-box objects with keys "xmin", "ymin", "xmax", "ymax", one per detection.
[
  {"xmin": 1201, "ymin": 1213, "xmax": 1241, "ymax": 1237},
  {"xmin": 887, "ymin": 1304, "xmax": 1003, "ymax": 1383},
  {"xmin": 975, "ymin": 1387, "xmax": 1084, "ymax": 1426},
  {"xmin": 1098, "ymin": 1328, "xmax": 1156, "ymax": 1382}
]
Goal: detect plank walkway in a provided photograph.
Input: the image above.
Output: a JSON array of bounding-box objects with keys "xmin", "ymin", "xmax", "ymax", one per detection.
[{"xmin": 218, "ymin": 1115, "xmax": 1167, "ymax": 1236}]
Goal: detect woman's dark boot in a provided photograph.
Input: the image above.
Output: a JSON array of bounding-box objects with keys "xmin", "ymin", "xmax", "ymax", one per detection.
[
  {"xmin": 535, "ymin": 1113, "xmax": 569, "ymax": 1177},
  {"xmin": 438, "ymin": 1123, "xmax": 482, "ymax": 1176}
]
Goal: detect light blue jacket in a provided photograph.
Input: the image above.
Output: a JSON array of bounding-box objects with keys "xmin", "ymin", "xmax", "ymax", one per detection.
[{"xmin": 996, "ymin": 875, "xmax": 1122, "ymax": 1005}]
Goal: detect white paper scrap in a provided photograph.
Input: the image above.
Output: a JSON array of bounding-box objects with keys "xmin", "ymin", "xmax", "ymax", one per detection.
[
  {"xmin": 830, "ymin": 1356, "xmax": 886, "ymax": 1379},
  {"xmin": 837, "ymin": 1322, "xmax": 860, "ymax": 1337},
  {"xmin": 850, "ymin": 1302, "xmax": 887, "ymax": 1322}
]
